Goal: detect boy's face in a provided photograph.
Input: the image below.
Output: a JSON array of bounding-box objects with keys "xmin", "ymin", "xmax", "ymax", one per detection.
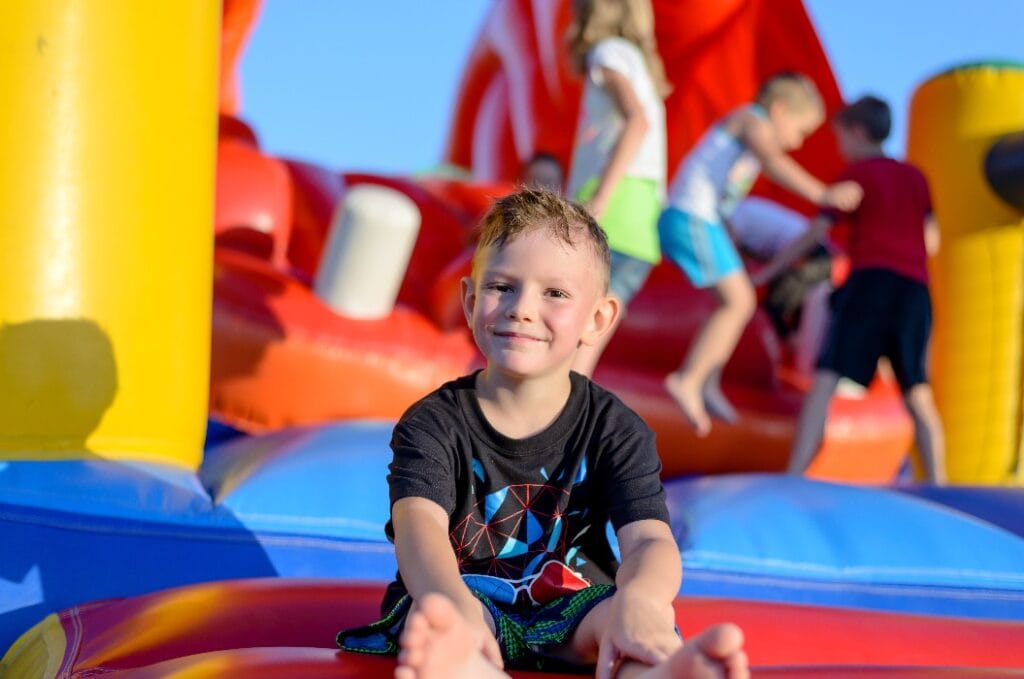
[
  {"xmin": 462, "ymin": 226, "xmax": 616, "ymax": 381},
  {"xmin": 770, "ymin": 103, "xmax": 823, "ymax": 151},
  {"xmin": 833, "ymin": 121, "xmax": 867, "ymax": 160}
]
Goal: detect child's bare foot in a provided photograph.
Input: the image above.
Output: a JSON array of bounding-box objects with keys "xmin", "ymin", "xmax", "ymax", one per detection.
[
  {"xmin": 665, "ymin": 372, "xmax": 711, "ymax": 437},
  {"xmin": 631, "ymin": 623, "xmax": 748, "ymax": 679},
  {"xmin": 701, "ymin": 381, "xmax": 738, "ymax": 425},
  {"xmin": 395, "ymin": 594, "xmax": 508, "ymax": 679}
]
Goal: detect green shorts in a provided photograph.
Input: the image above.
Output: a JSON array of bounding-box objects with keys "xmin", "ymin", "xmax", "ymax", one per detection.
[
  {"xmin": 575, "ymin": 176, "xmax": 662, "ymax": 265},
  {"xmin": 336, "ymin": 584, "xmax": 615, "ymax": 673}
]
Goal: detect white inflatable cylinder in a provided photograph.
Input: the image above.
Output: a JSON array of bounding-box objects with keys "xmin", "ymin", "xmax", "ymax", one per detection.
[{"xmin": 314, "ymin": 184, "xmax": 421, "ymax": 319}]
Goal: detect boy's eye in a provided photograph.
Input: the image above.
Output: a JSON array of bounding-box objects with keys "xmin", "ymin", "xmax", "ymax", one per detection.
[
  {"xmin": 546, "ymin": 289, "xmax": 569, "ymax": 299},
  {"xmin": 485, "ymin": 282, "xmax": 512, "ymax": 293}
]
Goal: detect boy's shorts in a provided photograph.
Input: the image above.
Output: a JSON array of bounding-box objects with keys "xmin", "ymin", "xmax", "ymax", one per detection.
[
  {"xmin": 762, "ymin": 243, "xmax": 832, "ymax": 339},
  {"xmin": 336, "ymin": 583, "xmax": 615, "ymax": 672},
  {"xmin": 817, "ymin": 268, "xmax": 932, "ymax": 391},
  {"xmin": 658, "ymin": 207, "xmax": 743, "ymax": 288},
  {"xmin": 609, "ymin": 251, "xmax": 653, "ymax": 304}
]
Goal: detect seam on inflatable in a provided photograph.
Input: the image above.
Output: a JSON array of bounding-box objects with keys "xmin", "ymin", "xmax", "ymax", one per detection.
[
  {"xmin": 683, "ymin": 570, "xmax": 1024, "ymax": 601},
  {"xmin": 0, "ymin": 507, "xmax": 393, "ymax": 552},
  {"xmin": 683, "ymin": 550, "xmax": 1024, "ymax": 584},
  {"xmin": 59, "ymin": 607, "xmax": 83, "ymax": 678}
]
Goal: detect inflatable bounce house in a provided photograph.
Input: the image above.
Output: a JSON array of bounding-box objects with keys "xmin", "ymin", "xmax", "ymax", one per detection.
[{"xmin": 2, "ymin": 0, "xmax": 1024, "ymax": 676}]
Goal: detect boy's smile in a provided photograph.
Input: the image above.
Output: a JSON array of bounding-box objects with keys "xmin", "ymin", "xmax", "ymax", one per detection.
[{"xmin": 463, "ymin": 227, "xmax": 610, "ymax": 382}]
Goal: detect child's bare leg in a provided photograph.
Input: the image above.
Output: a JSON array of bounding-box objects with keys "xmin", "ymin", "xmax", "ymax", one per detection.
[
  {"xmin": 552, "ymin": 596, "xmax": 747, "ymax": 678},
  {"xmin": 794, "ymin": 282, "xmax": 831, "ymax": 377},
  {"xmin": 395, "ymin": 594, "xmax": 508, "ymax": 679},
  {"xmin": 702, "ymin": 367, "xmax": 737, "ymax": 424},
  {"xmin": 787, "ymin": 370, "xmax": 840, "ymax": 475},
  {"xmin": 666, "ymin": 272, "xmax": 756, "ymax": 436},
  {"xmin": 904, "ymin": 383, "xmax": 946, "ymax": 484}
]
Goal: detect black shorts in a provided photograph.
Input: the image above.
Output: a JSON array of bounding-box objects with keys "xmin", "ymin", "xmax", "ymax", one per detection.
[{"xmin": 817, "ymin": 268, "xmax": 932, "ymax": 391}]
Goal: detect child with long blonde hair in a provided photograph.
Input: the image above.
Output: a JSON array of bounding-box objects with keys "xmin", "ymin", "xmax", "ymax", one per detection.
[{"xmin": 566, "ymin": 0, "xmax": 669, "ymax": 376}]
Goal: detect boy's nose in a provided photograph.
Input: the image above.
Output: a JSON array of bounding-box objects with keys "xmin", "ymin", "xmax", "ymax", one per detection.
[{"xmin": 506, "ymin": 292, "xmax": 535, "ymax": 321}]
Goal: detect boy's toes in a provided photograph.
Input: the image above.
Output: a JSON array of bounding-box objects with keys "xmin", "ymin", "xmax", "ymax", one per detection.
[{"xmin": 693, "ymin": 622, "xmax": 745, "ymax": 661}]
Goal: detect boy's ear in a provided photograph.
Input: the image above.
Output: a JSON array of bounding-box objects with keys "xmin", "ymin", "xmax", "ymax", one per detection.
[
  {"xmin": 460, "ymin": 276, "xmax": 476, "ymax": 327},
  {"xmin": 580, "ymin": 293, "xmax": 620, "ymax": 347}
]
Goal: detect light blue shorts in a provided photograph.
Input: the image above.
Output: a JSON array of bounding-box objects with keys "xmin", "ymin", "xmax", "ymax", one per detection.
[
  {"xmin": 608, "ymin": 251, "xmax": 653, "ymax": 304},
  {"xmin": 658, "ymin": 207, "xmax": 743, "ymax": 288}
]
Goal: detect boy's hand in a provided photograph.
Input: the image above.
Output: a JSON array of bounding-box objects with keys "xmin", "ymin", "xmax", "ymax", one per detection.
[
  {"xmin": 595, "ymin": 588, "xmax": 680, "ymax": 679},
  {"xmin": 823, "ymin": 180, "xmax": 863, "ymax": 212},
  {"xmin": 453, "ymin": 598, "xmax": 504, "ymax": 669},
  {"xmin": 472, "ymin": 617, "xmax": 504, "ymax": 669}
]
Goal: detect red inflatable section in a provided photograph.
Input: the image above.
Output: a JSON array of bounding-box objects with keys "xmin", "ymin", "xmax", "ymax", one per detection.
[
  {"xmin": 36, "ymin": 579, "xmax": 1024, "ymax": 677},
  {"xmin": 207, "ymin": 0, "xmax": 913, "ymax": 479},
  {"xmin": 219, "ymin": 0, "xmax": 263, "ymax": 117},
  {"xmin": 444, "ymin": 0, "xmax": 844, "ymax": 216}
]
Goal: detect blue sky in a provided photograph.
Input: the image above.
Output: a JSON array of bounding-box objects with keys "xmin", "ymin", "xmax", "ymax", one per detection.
[{"xmin": 239, "ymin": 0, "xmax": 1023, "ymax": 175}]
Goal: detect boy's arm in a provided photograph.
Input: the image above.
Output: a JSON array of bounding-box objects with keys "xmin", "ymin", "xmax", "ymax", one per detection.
[
  {"xmin": 744, "ymin": 115, "xmax": 827, "ymax": 204},
  {"xmin": 744, "ymin": 116, "xmax": 862, "ymax": 211},
  {"xmin": 925, "ymin": 213, "xmax": 940, "ymax": 256},
  {"xmin": 391, "ymin": 496, "xmax": 503, "ymax": 664},
  {"xmin": 615, "ymin": 518, "xmax": 682, "ymax": 603},
  {"xmin": 585, "ymin": 66, "xmax": 650, "ymax": 219},
  {"xmin": 749, "ymin": 215, "xmax": 832, "ymax": 286},
  {"xmin": 595, "ymin": 519, "xmax": 682, "ymax": 678}
]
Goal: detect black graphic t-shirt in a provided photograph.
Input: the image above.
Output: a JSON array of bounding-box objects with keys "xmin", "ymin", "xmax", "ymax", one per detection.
[{"xmin": 384, "ymin": 371, "xmax": 669, "ymax": 611}]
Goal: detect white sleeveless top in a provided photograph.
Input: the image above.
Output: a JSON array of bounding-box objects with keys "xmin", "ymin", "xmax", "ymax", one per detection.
[
  {"xmin": 566, "ymin": 38, "xmax": 666, "ymax": 197},
  {"xmin": 666, "ymin": 104, "xmax": 766, "ymax": 224}
]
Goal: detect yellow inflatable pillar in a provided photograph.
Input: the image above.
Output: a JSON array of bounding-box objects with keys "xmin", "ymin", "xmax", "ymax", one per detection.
[
  {"xmin": 907, "ymin": 63, "xmax": 1024, "ymax": 484},
  {"xmin": 0, "ymin": 3, "xmax": 219, "ymax": 469}
]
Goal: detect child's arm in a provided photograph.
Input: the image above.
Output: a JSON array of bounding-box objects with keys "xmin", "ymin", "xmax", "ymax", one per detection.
[
  {"xmin": 743, "ymin": 115, "xmax": 862, "ymax": 211},
  {"xmin": 391, "ymin": 496, "xmax": 503, "ymax": 667},
  {"xmin": 749, "ymin": 215, "xmax": 831, "ymax": 287},
  {"xmin": 925, "ymin": 213, "xmax": 940, "ymax": 256},
  {"xmin": 584, "ymin": 67, "xmax": 650, "ymax": 219},
  {"xmin": 595, "ymin": 519, "xmax": 683, "ymax": 678}
]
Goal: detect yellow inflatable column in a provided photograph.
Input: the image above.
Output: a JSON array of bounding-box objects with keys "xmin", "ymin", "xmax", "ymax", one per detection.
[
  {"xmin": 0, "ymin": 3, "xmax": 219, "ymax": 469},
  {"xmin": 907, "ymin": 63, "xmax": 1024, "ymax": 484}
]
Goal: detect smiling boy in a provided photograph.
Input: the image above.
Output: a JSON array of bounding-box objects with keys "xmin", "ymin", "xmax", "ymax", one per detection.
[{"xmin": 337, "ymin": 189, "xmax": 748, "ymax": 678}]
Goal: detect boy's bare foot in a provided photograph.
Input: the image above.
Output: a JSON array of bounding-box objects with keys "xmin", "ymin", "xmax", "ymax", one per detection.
[
  {"xmin": 701, "ymin": 381, "xmax": 738, "ymax": 425},
  {"xmin": 395, "ymin": 594, "xmax": 508, "ymax": 679},
  {"xmin": 631, "ymin": 623, "xmax": 748, "ymax": 679},
  {"xmin": 665, "ymin": 372, "xmax": 711, "ymax": 437}
]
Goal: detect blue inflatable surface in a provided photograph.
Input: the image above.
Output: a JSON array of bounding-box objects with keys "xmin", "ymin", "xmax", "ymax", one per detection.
[
  {"xmin": 893, "ymin": 484, "xmax": 1024, "ymax": 538},
  {"xmin": 4, "ymin": 420, "xmax": 1024, "ymax": 653},
  {"xmin": 669, "ymin": 475, "xmax": 1024, "ymax": 620},
  {"xmin": 0, "ymin": 421, "xmax": 397, "ymax": 652}
]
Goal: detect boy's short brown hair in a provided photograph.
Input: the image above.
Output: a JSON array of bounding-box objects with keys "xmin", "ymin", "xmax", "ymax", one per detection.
[
  {"xmin": 473, "ymin": 188, "xmax": 611, "ymax": 292},
  {"xmin": 757, "ymin": 71, "xmax": 824, "ymax": 117},
  {"xmin": 835, "ymin": 95, "xmax": 891, "ymax": 143}
]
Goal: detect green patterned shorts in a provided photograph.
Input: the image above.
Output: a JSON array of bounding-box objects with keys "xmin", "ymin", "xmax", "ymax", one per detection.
[{"xmin": 336, "ymin": 584, "xmax": 615, "ymax": 673}]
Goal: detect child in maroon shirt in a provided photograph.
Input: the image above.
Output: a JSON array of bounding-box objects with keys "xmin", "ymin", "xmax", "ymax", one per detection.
[{"xmin": 751, "ymin": 95, "xmax": 945, "ymax": 483}]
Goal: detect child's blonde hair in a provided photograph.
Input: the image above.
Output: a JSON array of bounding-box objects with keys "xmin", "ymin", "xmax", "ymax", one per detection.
[
  {"xmin": 567, "ymin": 0, "xmax": 670, "ymax": 98},
  {"xmin": 757, "ymin": 71, "xmax": 824, "ymax": 117},
  {"xmin": 473, "ymin": 188, "xmax": 611, "ymax": 292}
]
